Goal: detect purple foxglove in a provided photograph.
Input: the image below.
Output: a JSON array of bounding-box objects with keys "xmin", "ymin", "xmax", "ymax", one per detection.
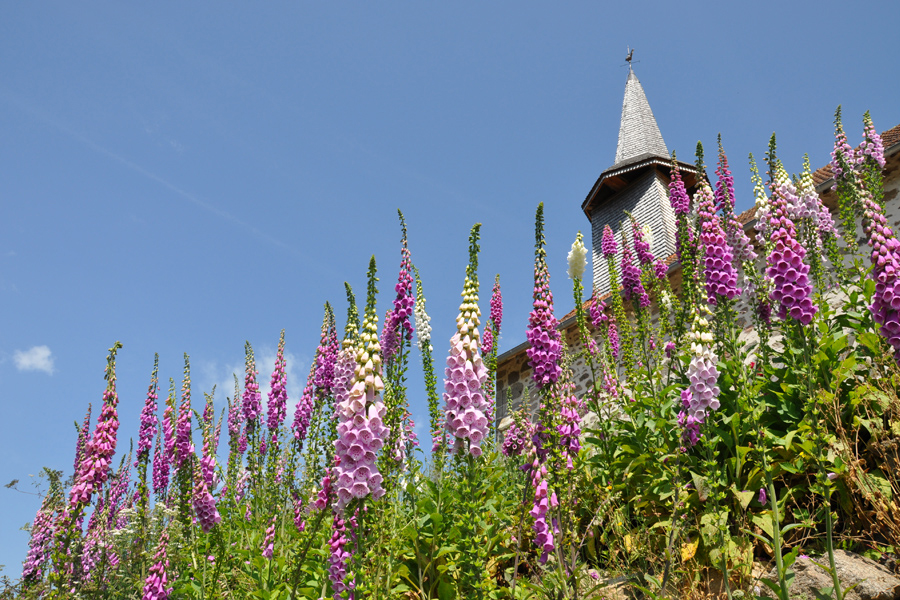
[
  {"xmin": 383, "ymin": 211, "xmax": 416, "ymax": 363},
  {"xmin": 716, "ymin": 144, "xmax": 756, "ymax": 265},
  {"xmin": 267, "ymin": 330, "xmax": 288, "ymax": 435},
  {"xmin": 620, "ymin": 231, "xmax": 650, "ymax": 308},
  {"xmin": 293, "ymin": 493, "xmax": 306, "ymax": 533},
  {"xmin": 490, "ymin": 275, "xmax": 503, "ymax": 334},
  {"xmin": 863, "ymin": 194, "xmax": 900, "ymax": 362},
  {"xmin": 527, "ymin": 206, "xmax": 563, "ymax": 387},
  {"xmin": 70, "ymin": 342, "xmax": 122, "ymax": 507},
  {"xmin": 668, "ymin": 162, "xmax": 690, "ymax": 216},
  {"xmin": 696, "ymin": 181, "xmax": 741, "ymax": 304},
  {"xmin": 501, "ymin": 417, "xmax": 530, "ymax": 458},
  {"xmin": 192, "ymin": 469, "xmax": 221, "ymax": 533},
  {"xmin": 261, "ymin": 514, "xmax": 276, "ymax": 559},
  {"xmin": 859, "ymin": 112, "xmax": 886, "ymax": 170},
  {"xmin": 174, "ymin": 356, "xmax": 194, "ymax": 471},
  {"xmin": 328, "ymin": 512, "xmax": 354, "ymax": 599},
  {"xmin": 142, "ymin": 531, "xmax": 171, "ymax": 600},
  {"xmin": 765, "ymin": 167, "xmax": 817, "ymax": 325},
  {"xmin": 481, "ymin": 325, "xmax": 494, "ymax": 355},
  {"xmin": 601, "ymin": 224, "xmax": 617, "ymax": 258},
  {"xmin": 73, "ymin": 403, "xmax": 92, "ymax": 475},
  {"xmin": 242, "ymin": 342, "xmax": 261, "ymax": 430},
  {"xmin": 315, "ymin": 304, "xmax": 339, "ymax": 397},
  {"xmin": 136, "ymin": 358, "xmax": 159, "ymax": 467},
  {"xmin": 293, "ymin": 362, "xmax": 316, "ymax": 446},
  {"xmin": 556, "ymin": 381, "xmax": 583, "ymax": 470},
  {"xmin": 152, "ymin": 425, "xmax": 168, "ymax": 497},
  {"xmin": 379, "ymin": 308, "xmax": 400, "ymax": 363},
  {"xmin": 22, "ymin": 499, "xmax": 53, "ymax": 584},
  {"xmin": 530, "ymin": 463, "xmax": 558, "ymax": 564},
  {"xmin": 631, "ymin": 219, "xmax": 654, "ymax": 267}
]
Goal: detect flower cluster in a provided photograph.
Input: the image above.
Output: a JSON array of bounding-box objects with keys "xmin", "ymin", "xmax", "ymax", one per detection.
[
  {"xmin": 696, "ymin": 181, "xmax": 740, "ymax": 303},
  {"xmin": 174, "ymin": 357, "xmax": 193, "ymax": 471},
  {"xmin": 70, "ymin": 343, "xmax": 122, "ymax": 506},
  {"xmin": 200, "ymin": 399, "xmax": 217, "ymax": 490},
  {"xmin": 384, "ymin": 212, "xmax": 416, "ymax": 362},
  {"xmin": 315, "ymin": 304, "xmax": 339, "ymax": 396},
  {"xmin": 293, "ymin": 493, "xmax": 306, "ymax": 533},
  {"xmin": 620, "ymin": 232, "xmax": 650, "ymax": 308},
  {"xmin": 136, "ymin": 359, "xmax": 159, "ymax": 467},
  {"xmin": 501, "ymin": 417, "xmax": 530, "ymax": 457},
  {"xmin": 74, "ymin": 404, "xmax": 92, "ymax": 475},
  {"xmin": 333, "ymin": 264, "xmax": 389, "ymax": 508},
  {"xmin": 669, "ymin": 160, "xmax": 690, "ymax": 216},
  {"xmin": 490, "ymin": 276, "xmax": 503, "ymax": 333},
  {"xmin": 863, "ymin": 195, "xmax": 900, "ymax": 362},
  {"xmin": 22, "ymin": 502, "xmax": 53, "ymax": 583},
  {"xmin": 242, "ymin": 343, "xmax": 261, "ymax": 429},
  {"xmin": 859, "ymin": 113, "xmax": 886, "ymax": 170},
  {"xmin": 528, "ymin": 258, "xmax": 563, "ymax": 384},
  {"xmin": 293, "ymin": 363, "xmax": 316, "ymax": 445},
  {"xmin": 716, "ymin": 145, "xmax": 757, "ymax": 265},
  {"xmin": 267, "ymin": 331, "xmax": 288, "ymax": 435},
  {"xmin": 227, "ymin": 388, "xmax": 244, "ymax": 445},
  {"xmin": 590, "ymin": 298, "xmax": 619, "ymax": 359},
  {"xmin": 601, "ymin": 224, "xmax": 617, "ymax": 258},
  {"xmin": 830, "ymin": 117, "xmax": 855, "ymax": 187},
  {"xmin": 677, "ymin": 310, "xmax": 721, "ymax": 448},
  {"xmin": 567, "ymin": 232, "xmax": 587, "ymax": 279},
  {"xmin": 328, "ymin": 512, "xmax": 354, "ymax": 599},
  {"xmin": 142, "ymin": 532, "xmax": 171, "ymax": 600},
  {"xmin": 765, "ymin": 167, "xmax": 817, "ymax": 325},
  {"xmin": 631, "ymin": 219, "xmax": 654, "ymax": 266},
  {"xmin": 481, "ymin": 326, "xmax": 494, "ymax": 355},
  {"xmin": 529, "ymin": 462, "xmax": 558, "ymax": 564},
  {"xmin": 527, "ymin": 206, "xmax": 563, "ymax": 387},
  {"xmin": 414, "ymin": 285, "xmax": 433, "ymax": 352},
  {"xmin": 443, "ymin": 226, "xmax": 490, "ymax": 457},
  {"xmin": 152, "ymin": 427, "xmax": 168, "ymax": 497},
  {"xmin": 556, "ymin": 382, "xmax": 583, "ymax": 469},
  {"xmin": 261, "ymin": 514, "xmax": 276, "ymax": 559},
  {"xmin": 192, "ymin": 469, "xmax": 221, "ymax": 533},
  {"xmin": 379, "ymin": 309, "xmax": 400, "ymax": 363}
]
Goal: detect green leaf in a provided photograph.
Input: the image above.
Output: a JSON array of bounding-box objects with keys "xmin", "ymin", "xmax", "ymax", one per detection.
[
  {"xmin": 752, "ymin": 513, "xmax": 774, "ymax": 539},
  {"xmin": 734, "ymin": 488, "xmax": 754, "ymax": 510}
]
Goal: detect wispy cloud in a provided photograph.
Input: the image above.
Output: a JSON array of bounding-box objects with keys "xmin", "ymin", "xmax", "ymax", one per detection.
[
  {"xmin": 14, "ymin": 346, "xmax": 55, "ymax": 375},
  {"xmin": 0, "ymin": 91, "xmax": 316, "ymax": 267}
]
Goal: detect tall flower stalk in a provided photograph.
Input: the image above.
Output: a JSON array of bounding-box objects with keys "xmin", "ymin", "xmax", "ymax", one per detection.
[
  {"xmin": 443, "ymin": 224, "xmax": 490, "ymax": 457},
  {"xmin": 527, "ymin": 204, "xmax": 562, "ymax": 389},
  {"xmin": 333, "ymin": 257, "xmax": 389, "ymax": 508},
  {"xmin": 135, "ymin": 355, "xmax": 159, "ymax": 532}
]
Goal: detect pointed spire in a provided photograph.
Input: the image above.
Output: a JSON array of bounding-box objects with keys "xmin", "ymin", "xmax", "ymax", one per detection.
[{"xmin": 613, "ymin": 69, "xmax": 669, "ymax": 166}]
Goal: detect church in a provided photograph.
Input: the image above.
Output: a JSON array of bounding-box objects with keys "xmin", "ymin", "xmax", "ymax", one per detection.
[{"xmin": 493, "ymin": 66, "xmax": 900, "ymax": 431}]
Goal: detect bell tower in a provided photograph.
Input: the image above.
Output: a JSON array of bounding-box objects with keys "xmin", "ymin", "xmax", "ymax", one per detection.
[{"xmin": 582, "ymin": 64, "xmax": 698, "ymax": 294}]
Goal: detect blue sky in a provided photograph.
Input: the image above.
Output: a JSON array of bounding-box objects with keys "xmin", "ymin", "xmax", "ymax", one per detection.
[{"xmin": 1, "ymin": 1, "xmax": 897, "ymax": 573}]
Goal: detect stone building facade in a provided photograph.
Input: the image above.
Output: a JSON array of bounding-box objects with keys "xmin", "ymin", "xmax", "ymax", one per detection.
[{"xmin": 494, "ymin": 67, "xmax": 900, "ymax": 432}]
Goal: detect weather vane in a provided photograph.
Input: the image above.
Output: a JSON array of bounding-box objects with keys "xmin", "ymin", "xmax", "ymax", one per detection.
[{"xmin": 623, "ymin": 47, "xmax": 638, "ymax": 71}]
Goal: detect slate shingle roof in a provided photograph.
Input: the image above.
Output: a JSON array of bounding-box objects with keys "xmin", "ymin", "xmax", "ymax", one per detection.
[{"xmin": 613, "ymin": 69, "xmax": 669, "ymax": 167}]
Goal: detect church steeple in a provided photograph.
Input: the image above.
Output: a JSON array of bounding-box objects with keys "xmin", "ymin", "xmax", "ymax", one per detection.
[
  {"xmin": 614, "ymin": 69, "xmax": 669, "ymax": 167},
  {"xmin": 582, "ymin": 65, "xmax": 698, "ymax": 295}
]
